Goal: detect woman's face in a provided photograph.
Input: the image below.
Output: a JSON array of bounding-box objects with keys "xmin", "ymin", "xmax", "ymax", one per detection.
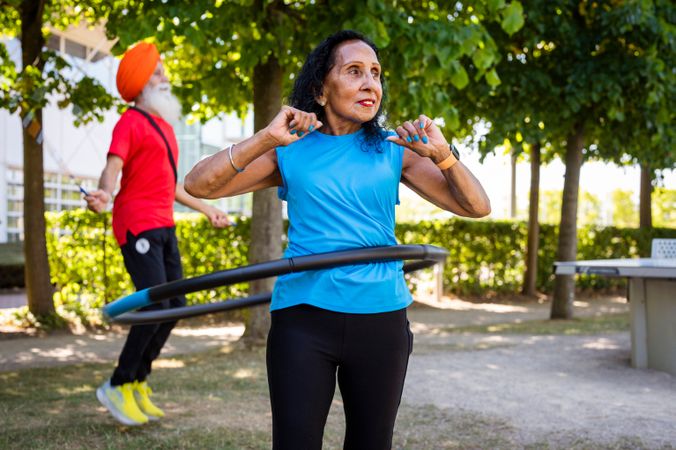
[{"xmin": 319, "ymin": 40, "xmax": 382, "ymax": 131}]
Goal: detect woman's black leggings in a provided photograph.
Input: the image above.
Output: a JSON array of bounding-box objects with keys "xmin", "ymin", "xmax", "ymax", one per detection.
[{"xmin": 266, "ymin": 304, "xmax": 413, "ymax": 450}]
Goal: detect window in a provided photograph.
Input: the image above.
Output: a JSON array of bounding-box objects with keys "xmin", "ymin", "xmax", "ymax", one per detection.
[
  {"xmin": 7, "ymin": 200, "xmax": 23, "ymax": 212},
  {"xmin": 4, "ymin": 168, "xmax": 96, "ymax": 241}
]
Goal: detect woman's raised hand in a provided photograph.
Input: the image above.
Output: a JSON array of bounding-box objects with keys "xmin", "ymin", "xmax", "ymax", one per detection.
[
  {"xmin": 386, "ymin": 114, "xmax": 450, "ymax": 163},
  {"xmin": 263, "ymin": 106, "xmax": 323, "ymax": 147}
]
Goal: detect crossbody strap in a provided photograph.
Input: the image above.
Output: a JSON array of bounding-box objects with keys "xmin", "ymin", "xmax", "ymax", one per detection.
[{"xmin": 129, "ymin": 106, "xmax": 178, "ymax": 184}]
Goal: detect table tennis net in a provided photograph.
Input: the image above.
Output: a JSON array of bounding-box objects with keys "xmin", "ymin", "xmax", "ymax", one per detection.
[{"xmin": 651, "ymin": 239, "xmax": 676, "ymax": 259}]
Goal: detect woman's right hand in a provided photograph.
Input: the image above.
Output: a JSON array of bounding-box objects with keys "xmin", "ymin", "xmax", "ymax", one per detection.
[{"xmin": 263, "ymin": 106, "xmax": 323, "ymax": 147}]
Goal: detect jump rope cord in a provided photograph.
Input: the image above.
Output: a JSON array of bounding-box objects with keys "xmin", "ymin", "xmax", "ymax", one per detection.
[{"xmin": 102, "ymin": 213, "xmax": 108, "ymax": 304}]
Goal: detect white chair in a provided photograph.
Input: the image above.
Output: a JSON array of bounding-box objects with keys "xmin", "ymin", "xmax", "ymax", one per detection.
[{"xmin": 651, "ymin": 239, "xmax": 676, "ymax": 259}]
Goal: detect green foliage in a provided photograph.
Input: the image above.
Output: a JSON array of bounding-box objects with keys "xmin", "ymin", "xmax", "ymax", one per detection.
[
  {"xmin": 46, "ymin": 211, "xmax": 675, "ymax": 317},
  {"xmin": 536, "ymin": 190, "xmax": 604, "ymax": 226},
  {"xmin": 455, "ymin": 0, "xmax": 674, "ymax": 183},
  {"xmin": 397, "ymin": 219, "xmax": 675, "ymax": 294},
  {"xmin": 540, "ymin": 190, "xmax": 562, "ymax": 225},
  {"xmin": 0, "ymin": 4, "xmax": 119, "ymax": 124},
  {"xmin": 45, "ymin": 211, "xmax": 252, "ymax": 324},
  {"xmin": 397, "ymin": 219, "xmax": 530, "ymax": 294},
  {"xmin": 611, "ymin": 189, "xmax": 638, "ymax": 228},
  {"xmin": 500, "ymin": 1, "xmax": 525, "ymax": 35},
  {"xmin": 174, "ymin": 212, "xmax": 252, "ymax": 305},
  {"xmin": 653, "ymin": 188, "xmax": 675, "ymax": 229},
  {"xmin": 579, "ymin": 191, "xmax": 602, "ymax": 226},
  {"xmin": 539, "ymin": 188, "xmax": 668, "ymax": 228},
  {"xmin": 102, "ymin": 1, "xmax": 524, "ymax": 130},
  {"xmin": 47, "ymin": 210, "xmax": 124, "ymax": 323}
]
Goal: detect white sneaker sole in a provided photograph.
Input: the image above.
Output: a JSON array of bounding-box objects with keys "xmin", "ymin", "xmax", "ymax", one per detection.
[{"xmin": 96, "ymin": 386, "xmax": 147, "ymax": 426}]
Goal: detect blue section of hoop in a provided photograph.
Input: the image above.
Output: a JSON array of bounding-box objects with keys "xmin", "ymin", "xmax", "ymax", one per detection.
[{"xmin": 103, "ymin": 288, "xmax": 151, "ymax": 319}]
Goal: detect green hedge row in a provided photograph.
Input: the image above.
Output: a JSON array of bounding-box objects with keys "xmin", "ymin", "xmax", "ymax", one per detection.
[
  {"xmin": 41, "ymin": 211, "xmax": 676, "ymax": 311},
  {"xmin": 46, "ymin": 211, "xmax": 250, "ymax": 311},
  {"xmin": 395, "ymin": 220, "xmax": 676, "ymax": 294}
]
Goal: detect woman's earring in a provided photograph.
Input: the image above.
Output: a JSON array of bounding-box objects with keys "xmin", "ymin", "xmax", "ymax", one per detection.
[{"xmin": 318, "ymin": 99, "xmax": 326, "ymax": 106}]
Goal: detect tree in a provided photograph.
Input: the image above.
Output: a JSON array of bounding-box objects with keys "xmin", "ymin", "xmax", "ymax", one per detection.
[
  {"xmin": 548, "ymin": 1, "xmax": 673, "ymax": 317},
  {"xmin": 468, "ymin": 1, "xmax": 675, "ymax": 318},
  {"xmin": 0, "ymin": 1, "xmax": 115, "ymax": 322},
  {"xmin": 103, "ymin": 0, "xmax": 524, "ymax": 340},
  {"xmin": 522, "ymin": 142, "xmax": 541, "ymax": 296},
  {"xmin": 639, "ymin": 164, "xmax": 653, "ymax": 228},
  {"xmin": 454, "ymin": 1, "xmax": 673, "ymax": 308},
  {"xmin": 450, "ymin": 8, "xmax": 561, "ymax": 298}
]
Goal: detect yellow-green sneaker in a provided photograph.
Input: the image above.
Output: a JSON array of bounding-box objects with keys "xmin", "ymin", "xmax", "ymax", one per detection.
[
  {"xmin": 96, "ymin": 380, "xmax": 149, "ymax": 425},
  {"xmin": 133, "ymin": 381, "xmax": 165, "ymax": 420}
]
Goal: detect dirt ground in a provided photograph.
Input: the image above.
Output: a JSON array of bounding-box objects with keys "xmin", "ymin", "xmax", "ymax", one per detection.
[{"xmin": 1, "ymin": 295, "xmax": 675, "ymax": 448}]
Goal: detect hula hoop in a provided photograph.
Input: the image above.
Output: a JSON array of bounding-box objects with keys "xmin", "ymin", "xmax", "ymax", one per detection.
[{"xmin": 104, "ymin": 244, "xmax": 448, "ymax": 325}]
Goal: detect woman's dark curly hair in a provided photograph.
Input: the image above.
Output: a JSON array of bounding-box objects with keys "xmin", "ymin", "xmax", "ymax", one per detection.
[{"xmin": 289, "ymin": 30, "xmax": 387, "ymax": 151}]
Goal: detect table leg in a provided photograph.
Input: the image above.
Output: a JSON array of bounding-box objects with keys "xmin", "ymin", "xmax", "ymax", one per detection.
[{"xmin": 629, "ymin": 278, "xmax": 648, "ymax": 369}]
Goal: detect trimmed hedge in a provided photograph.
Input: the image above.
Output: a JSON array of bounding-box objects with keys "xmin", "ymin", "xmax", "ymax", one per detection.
[
  {"xmin": 46, "ymin": 211, "xmax": 250, "ymax": 311},
  {"xmin": 396, "ymin": 220, "xmax": 676, "ymax": 294},
  {"xmin": 36, "ymin": 211, "xmax": 676, "ymax": 311},
  {"xmin": 0, "ymin": 242, "xmax": 24, "ymax": 289}
]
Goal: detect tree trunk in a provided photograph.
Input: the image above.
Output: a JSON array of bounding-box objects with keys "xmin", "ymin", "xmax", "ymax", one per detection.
[
  {"xmin": 241, "ymin": 55, "xmax": 282, "ymax": 345},
  {"xmin": 510, "ymin": 151, "xmax": 517, "ymax": 218},
  {"xmin": 522, "ymin": 142, "xmax": 541, "ymax": 297},
  {"xmin": 551, "ymin": 125, "xmax": 584, "ymax": 319},
  {"xmin": 21, "ymin": 0, "xmax": 55, "ymax": 318},
  {"xmin": 639, "ymin": 163, "xmax": 652, "ymax": 230}
]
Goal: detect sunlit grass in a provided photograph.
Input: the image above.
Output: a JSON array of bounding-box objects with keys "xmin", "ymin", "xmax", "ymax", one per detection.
[{"xmin": 446, "ymin": 313, "xmax": 630, "ymax": 335}]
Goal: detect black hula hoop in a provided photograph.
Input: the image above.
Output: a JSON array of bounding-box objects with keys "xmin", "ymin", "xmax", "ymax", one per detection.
[{"xmin": 104, "ymin": 244, "xmax": 448, "ymax": 325}]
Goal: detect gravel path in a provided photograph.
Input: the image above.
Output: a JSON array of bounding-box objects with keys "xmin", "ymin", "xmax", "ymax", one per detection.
[
  {"xmin": 402, "ymin": 298, "xmax": 676, "ymax": 448},
  {"xmin": 404, "ymin": 332, "xmax": 676, "ymax": 448}
]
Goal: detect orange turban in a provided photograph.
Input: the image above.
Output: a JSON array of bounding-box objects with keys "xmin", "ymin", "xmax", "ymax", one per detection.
[{"xmin": 116, "ymin": 42, "xmax": 160, "ymax": 102}]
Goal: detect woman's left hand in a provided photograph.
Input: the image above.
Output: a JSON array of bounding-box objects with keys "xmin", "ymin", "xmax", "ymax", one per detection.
[{"xmin": 386, "ymin": 114, "xmax": 451, "ymax": 163}]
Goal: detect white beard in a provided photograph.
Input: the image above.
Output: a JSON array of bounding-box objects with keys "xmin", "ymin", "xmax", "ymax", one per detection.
[{"xmin": 139, "ymin": 82, "xmax": 182, "ymax": 124}]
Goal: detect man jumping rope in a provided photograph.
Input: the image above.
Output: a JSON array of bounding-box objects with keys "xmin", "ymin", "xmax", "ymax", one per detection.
[{"xmin": 85, "ymin": 41, "xmax": 230, "ymax": 426}]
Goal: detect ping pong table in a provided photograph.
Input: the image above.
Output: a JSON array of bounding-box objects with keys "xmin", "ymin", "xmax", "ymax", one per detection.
[{"xmin": 555, "ymin": 258, "xmax": 676, "ymax": 376}]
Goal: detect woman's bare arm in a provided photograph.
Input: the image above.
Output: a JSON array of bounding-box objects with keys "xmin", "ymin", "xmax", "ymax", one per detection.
[
  {"xmin": 389, "ymin": 114, "xmax": 491, "ymax": 218},
  {"xmin": 185, "ymin": 106, "xmax": 322, "ymax": 199},
  {"xmin": 401, "ymin": 150, "xmax": 491, "ymax": 217}
]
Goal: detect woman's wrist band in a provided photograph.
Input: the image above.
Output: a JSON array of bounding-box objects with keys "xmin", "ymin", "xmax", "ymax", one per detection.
[
  {"xmin": 228, "ymin": 144, "xmax": 245, "ymax": 173},
  {"xmin": 436, "ymin": 153, "xmax": 458, "ymax": 170}
]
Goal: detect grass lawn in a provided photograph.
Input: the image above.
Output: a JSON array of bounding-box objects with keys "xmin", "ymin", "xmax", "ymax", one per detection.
[
  {"xmin": 446, "ymin": 312, "xmax": 630, "ymax": 336},
  {"xmin": 1, "ymin": 343, "xmax": 498, "ymax": 450}
]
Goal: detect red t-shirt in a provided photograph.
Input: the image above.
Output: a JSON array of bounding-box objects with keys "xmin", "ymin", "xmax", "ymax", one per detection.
[{"xmin": 108, "ymin": 109, "xmax": 178, "ymax": 246}]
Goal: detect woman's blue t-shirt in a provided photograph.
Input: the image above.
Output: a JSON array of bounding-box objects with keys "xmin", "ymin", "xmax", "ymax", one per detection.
[{"xmin": 272, "ymin": 128, "xmax": 412, "ymax": 314}]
